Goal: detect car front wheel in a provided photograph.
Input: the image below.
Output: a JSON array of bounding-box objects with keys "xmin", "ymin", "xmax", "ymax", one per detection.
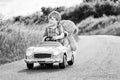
[
  {"xmin": 68, "ymin": 54, "xmax": 74, "ymax": 65},
  {"xmin": 26, "ymin": 63, "xmax": 34, "ymax": 69},
  {"xmin": 59, "ymin": 55, "xmax": 67, "ymax": 69}
]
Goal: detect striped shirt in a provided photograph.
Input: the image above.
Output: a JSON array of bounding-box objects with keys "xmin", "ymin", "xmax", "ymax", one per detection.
[
  {"xmin": 46, "ymin": 27, "xmax": 59, "ymax": 37},
  {"xmin": 43, "ymin": 24, "xmax": 62, "ymax": 37}
]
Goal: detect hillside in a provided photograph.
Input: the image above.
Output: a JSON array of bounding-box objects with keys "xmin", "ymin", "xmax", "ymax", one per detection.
[{"xmin": 77, "ymin": 15, "xmax": 120, "ymax": 35}]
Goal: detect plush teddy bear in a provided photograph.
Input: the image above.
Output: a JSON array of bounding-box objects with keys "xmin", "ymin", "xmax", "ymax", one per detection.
[
  {"xmin": 60, "ymin": 20, "xmax": 78, "ymax": 35},
  {"xmin": 60, "ymin": 20, "xmax": 78, "ymax": 51}
]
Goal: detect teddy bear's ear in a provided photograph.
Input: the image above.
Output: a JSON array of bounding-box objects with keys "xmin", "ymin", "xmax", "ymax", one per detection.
[{"xmin": 48, "ymin": 11, "xmax": 61, "ymax": 22}]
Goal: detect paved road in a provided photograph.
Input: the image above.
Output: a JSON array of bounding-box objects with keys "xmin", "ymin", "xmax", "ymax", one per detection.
[{"xmin": 1, "ymin": 35, "xmax": 120, "ymax": 80}]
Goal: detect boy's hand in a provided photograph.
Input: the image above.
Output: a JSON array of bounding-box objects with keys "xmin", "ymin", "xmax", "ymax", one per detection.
[{"xmin": 53, "ymin": 36, "xmax": 58, "ymax": 40}]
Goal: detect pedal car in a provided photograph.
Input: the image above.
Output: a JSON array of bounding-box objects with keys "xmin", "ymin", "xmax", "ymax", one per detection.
[{"xmin": 24, "ymin": 37, "xmax": 74, "ymax": 69}]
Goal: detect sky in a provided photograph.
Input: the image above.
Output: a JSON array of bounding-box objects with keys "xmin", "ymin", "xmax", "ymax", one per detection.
[{"xmin": 0, "ymin": 0, "xmax": 83, "ymax": 19}]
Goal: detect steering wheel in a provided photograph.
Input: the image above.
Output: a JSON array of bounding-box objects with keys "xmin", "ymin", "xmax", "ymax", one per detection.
[{"xmin": 44, "ymin": 36, "xmax": 57, "ymax": 41}]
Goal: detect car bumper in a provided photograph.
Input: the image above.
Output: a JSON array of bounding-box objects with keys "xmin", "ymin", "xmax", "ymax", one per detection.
[{"xmin": 24, "ymin": 58, "xmax": 63, "ymax": 63}]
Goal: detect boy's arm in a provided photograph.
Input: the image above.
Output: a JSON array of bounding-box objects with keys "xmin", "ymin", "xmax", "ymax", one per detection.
[{"xmin": 53, "ymin": 25, "xmax": 64, "ymax": 40}]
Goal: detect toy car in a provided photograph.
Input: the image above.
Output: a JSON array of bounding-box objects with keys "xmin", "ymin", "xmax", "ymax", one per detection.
[{"xmin": 24, "ymin": 37, "xmax": 74, "ymax": 69}]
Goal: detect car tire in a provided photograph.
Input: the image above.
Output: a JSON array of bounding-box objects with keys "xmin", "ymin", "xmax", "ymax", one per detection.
[
  {"xmin": 40, "ymin": 63, "xmax": 45, "ymax": 67},
  {"xmin": 26, "ymin": 63, "xmax": 34, "ymax": 69},
  {"xmin": 59, "ymin": 55, "xmax": 67, "ymax": 69},
  {"xmin": 68, "ymin": 54, "xmax": 74, "ymax": 65},
  {"xmin": 45, "ymin": 63, "xmax": 53, "ymax": 68}
]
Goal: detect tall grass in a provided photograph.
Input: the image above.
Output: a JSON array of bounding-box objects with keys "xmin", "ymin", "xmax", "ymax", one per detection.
[{"xmin": 0, "ymin": 23, "xmax": 47, "ymax": 65}]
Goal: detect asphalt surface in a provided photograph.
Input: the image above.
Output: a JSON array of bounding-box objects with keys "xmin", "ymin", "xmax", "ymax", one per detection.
[{"xmin": 0, "ymin": 35, "xmax": 120, "ymax": 80}]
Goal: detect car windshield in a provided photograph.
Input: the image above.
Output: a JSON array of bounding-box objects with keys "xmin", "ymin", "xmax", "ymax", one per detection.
[{"xmin": 39, "ymin": 41, "xmax": 62, "ymax": 47}]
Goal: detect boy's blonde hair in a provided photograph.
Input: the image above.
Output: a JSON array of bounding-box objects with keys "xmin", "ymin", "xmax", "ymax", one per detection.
[{"xmin": 48, "ymin": 11, "xmax": 61, "ymax": 22}]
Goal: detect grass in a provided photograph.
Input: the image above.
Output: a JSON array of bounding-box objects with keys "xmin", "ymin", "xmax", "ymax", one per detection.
[
  {"xmin": 0, "ymin": 23, "xmax": 47, "ymax": 65},
  {"xmin": 77, "ymin": 15, "xmax": 120, "ymax": 35}
]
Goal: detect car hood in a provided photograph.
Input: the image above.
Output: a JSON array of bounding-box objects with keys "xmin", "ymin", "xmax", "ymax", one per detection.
[{"xmin": 27, "ymin": 46, "xmax": 67, "ymax": 55}]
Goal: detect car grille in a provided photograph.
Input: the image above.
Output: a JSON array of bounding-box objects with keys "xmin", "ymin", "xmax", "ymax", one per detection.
[{"xmin": 34, "ymin": 53, "xmax": 51, "ymax": 58}]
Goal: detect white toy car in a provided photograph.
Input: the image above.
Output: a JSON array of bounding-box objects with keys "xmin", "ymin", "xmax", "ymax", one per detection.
[{"xmin": 24, "ymin": 37, "xmax": 74, "ymax": 69}]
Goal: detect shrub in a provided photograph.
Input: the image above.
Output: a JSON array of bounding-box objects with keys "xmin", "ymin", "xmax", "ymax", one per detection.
[
  {"xmin": 62, "ymin": 1, "xmax": 120, "ymax": 24},
  {"xmin": 77, "ymin": 15, "xmax": 120, "ymax": 35}
]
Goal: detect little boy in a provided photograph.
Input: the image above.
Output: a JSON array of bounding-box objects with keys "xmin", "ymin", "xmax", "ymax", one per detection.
[{"xmin": 43, "ymin": 11, "xmax": 65, "ymax": 42}]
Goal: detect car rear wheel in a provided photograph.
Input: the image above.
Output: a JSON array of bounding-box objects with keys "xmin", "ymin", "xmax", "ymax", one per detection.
[
  {"xmin": 59, "ymin": 55, "xmax": 67, "ymax": 69},
  {"xmin": 26, "ymin": 63, "xmax": 34, "ymax": 69},
  {"xmin": 68, "ymin": 54, "xmax": 74, "ymax": 65}
]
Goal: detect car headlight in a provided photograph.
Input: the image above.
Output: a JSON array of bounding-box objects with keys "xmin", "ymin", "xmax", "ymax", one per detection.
[
  {"xmin": 52, "ymin": 50, "xmax": 62, "ymax": 59},
  {"xmin": 52, "ymin": 54, "xmax": 60, "ymax": 59},
  {"xmin": 26, "ymin": 48, "xmax": 34, "ymax": 58}
]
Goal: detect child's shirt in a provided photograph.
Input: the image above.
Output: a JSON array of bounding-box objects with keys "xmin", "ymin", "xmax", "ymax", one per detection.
[
  {"xmin": 46, "ymin": 27, "xmax": 59, "ymax": 37},
  {"xmin": 43, "ymin": 24, "xmax": 64, "ymax": 39}
]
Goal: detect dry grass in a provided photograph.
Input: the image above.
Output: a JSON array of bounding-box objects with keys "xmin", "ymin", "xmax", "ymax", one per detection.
[{"xmin": 0, "ymin": 23, "xmax": 47, "ymax": 65}]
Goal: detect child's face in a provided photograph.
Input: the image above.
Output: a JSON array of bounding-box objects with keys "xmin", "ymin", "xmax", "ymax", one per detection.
[{"xmin": 49, "ymin": 17, "xmax": 57, "ymax": 25}]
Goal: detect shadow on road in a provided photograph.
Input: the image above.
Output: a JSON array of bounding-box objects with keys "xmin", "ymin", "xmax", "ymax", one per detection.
[{"xmin": 18, "ymin": 64, "xmax": 67, "ymax": 74}]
